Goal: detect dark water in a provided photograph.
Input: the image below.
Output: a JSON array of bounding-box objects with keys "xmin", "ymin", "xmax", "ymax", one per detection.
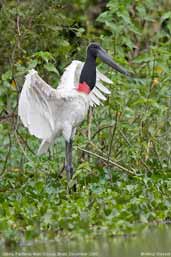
[{"xmin": 0, "ymin": 225, "xmax": 171, "ymax": 257}]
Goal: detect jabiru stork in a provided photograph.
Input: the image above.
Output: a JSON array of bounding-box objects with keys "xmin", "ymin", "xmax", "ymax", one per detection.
[{"xmin": 18, "ymin": 43, "xmax": 131, "ymax": 182}]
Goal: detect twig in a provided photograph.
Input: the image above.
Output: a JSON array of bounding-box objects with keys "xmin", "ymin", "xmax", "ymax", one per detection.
[
  {"xmin": 119, "ymin": 129, "xmax": 151, "ymax": 172},
  {"xmin": 16, "ymin": 130, "xmax": 35, "ymax": 155},
  {"xmin": 139, "ymin": 159, "xmax": 151, "ymax": 172},
  {"xmin": 119, "ymin": 129, "xmax": 132, "ymax": 146},
  {"xmin": 14, "ymin": 132, "xmax": 32, "ymax": 162},
  {"xmin": 16, "ymin": 15, "xmax": 21, "ymax": 36},
  {"xmin": 0, "ymin": 134, "xmax": 12, "ymax": 176},
  {"xmin": 140, "ymin": 54, "xmax": 156, "ymax": 135},
  {"xmin": 76, "ymin": 146, "xmax": 135, "ymax": 175},
  {"xmin": 57, "ymin": 161, "xmax": 65, "ymax": 178},
  {"xmin": 91, "ymin": 124, "xmax": 113, "ymax": 140},
  {"xmin": 107, "ymin": 111, "xmax": 119, "ymax": 165},
  {"xmin": 87, "ymin": 107, "xmax": 93, "ymax": 140},
  {"xmin": 0, "ymin": 112, "xmax": 17, "ymax": 123},
  {"xmin": 151, "ymin": 138, "xmax": 163, "ymax": 169}
]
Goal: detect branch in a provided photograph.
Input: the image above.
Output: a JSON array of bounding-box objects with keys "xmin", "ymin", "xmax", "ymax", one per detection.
[
  {"xmin": 87, "ymin": 107, "xmax": 93, "ymax": 140},
  {"xmin": 91, "ymin": 124, "xmax": 113, "ymax": 140},
  {"xmin": 16, "ymin": 15, "xmax": 21, "ymax": 36},
  {"xmin": 107, "ymin": 111, "xmax": 119, "ymax": 164},
  {"xmin": 0, "ymin": 134, "xmax": 12, "ymax": 176},
  {"xmin": 16, "ymin": 130, "xmax": 35, "ymax": 155},
  {"xmin": 0, "ymin": 112, "xmax": 17, "ymax": 123},
  {"xmin": 14, "ymin": 132, "xmax": 32, "ymax": 162},
  {"xmin": 76, "ymin": 146, "xmax": 136, "ymax": 175}
]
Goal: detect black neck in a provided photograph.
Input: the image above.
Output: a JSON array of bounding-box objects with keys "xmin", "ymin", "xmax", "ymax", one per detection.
[{"xmin": 79, "ymin": 53, "xmax": 96, "ymax": 91}]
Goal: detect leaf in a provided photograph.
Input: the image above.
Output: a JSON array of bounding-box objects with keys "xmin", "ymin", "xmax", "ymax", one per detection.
[
  {"xmin": 44, "ymin": 63, "xmax": 59, "ymax": 75},
  {"xmin": 33, "ymin": 51, "xmax": 55, "ymax": 63},
  {"xmin": 11, "ymin": 79, "xmax": 17, "ymax": 90},
  {"xmin": 1, "ymin": 70, "xmax": 12, "ymax": 81},
  {"xmin": 161, "ymin": 11, "xmax": 171, "ymax": 22}
]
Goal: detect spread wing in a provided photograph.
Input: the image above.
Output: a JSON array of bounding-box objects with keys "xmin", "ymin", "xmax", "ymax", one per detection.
[
  {"xmin": 57, "ymin": 60, "xmax": 112, "ymax": 107},
  {"xmin": 18, "ymin": 62, "xmax": 112, "ymax": 139},
  {"xmin": 18, "ymin": 69, "xmax": 58, "ymax": 139}
]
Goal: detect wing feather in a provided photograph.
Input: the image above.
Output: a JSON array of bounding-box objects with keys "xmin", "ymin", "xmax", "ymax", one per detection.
[
  {"xmin": 95, "ymin": 81, "xmax": 111, "ymax": 95},
  {"xmin": 96, "ymin": 69, "xmax": 113, "ymax": 84},
  {"xmin": 18, "ymin": 69, "xmax": 57, "ymax": 139},
  {"xmin": 57, "ymin": 60, "xmax": 83, "ymax": 91},
  {"xmin": 89, "ymin": 69, "xmax": 111, "ymax": 106},
  {"xmin": 92, "ymin": 87, "xmax": 107, "ymax": 101},
  {"xmin": 89, "ymin": 93, "xmax": 101, "ymax": 106}
]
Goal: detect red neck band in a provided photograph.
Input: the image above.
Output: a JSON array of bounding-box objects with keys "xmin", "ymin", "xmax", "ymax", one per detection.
[{"xmin": 77, "ymin": 82, "xmax": 90, "ymax": 94}]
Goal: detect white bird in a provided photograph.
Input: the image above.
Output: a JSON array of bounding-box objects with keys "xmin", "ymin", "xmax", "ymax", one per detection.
[{"xmin": 18, "ymin": 43, "xmax": 130, "ymax": 182}]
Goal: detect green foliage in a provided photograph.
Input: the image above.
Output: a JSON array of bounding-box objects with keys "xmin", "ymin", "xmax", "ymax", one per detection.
[
  {"xmin": 0, "ymin": 168, "xmax": 171, "ymax": 242},
  {"xmin": 0, "ymin": 0, "xmax": 171, "ymax": 244}
]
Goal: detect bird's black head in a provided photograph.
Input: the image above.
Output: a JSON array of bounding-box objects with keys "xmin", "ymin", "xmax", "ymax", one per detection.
[
  {"xmin": 87, "ymin": 43, "xmax": 101, "ymax": 58},
  {"xmin": 86, "ymin": 42, "xmax": 131, "ymax": 77},
  {"xmin": 79, "ymin": 42, "xmax": 132, "ymax": 92}
]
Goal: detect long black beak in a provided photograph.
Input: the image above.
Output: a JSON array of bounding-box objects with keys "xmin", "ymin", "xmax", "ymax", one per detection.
[{"xmin": 97, "ymin": 48, "xmax": 131, "ymax": 77}]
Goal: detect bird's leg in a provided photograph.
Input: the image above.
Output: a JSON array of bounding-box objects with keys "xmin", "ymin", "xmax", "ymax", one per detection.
[
  {"xmin": 65, "ymin": 139, "xmax": 73, "ymax": 182},
  {"xmin": 65, "ymin": 141, "xmax": 70, "ymax": 182},
  {"xmin": 68, "ymin": 139, "xmax": 74, "ymax": 178}
]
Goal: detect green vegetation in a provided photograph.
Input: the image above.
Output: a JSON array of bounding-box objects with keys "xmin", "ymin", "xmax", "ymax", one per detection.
[{"xmin": 0, "ymin": 0, "xmax": 171, "ymax": 244}]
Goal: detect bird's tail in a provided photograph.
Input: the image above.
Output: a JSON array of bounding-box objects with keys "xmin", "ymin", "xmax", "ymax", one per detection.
[
  {"xmin": 37, "ymin": 140, "xmax": 51, "ymax": 155},
  {"xmin": 37, "ymin": 134, "xmax": 56, "ymax": 155}
]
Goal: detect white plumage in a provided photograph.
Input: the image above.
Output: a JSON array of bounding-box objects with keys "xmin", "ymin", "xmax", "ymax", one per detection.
[{"xmin": 18, "ymin": 60, "xmax": 112, "ymax": 155}]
